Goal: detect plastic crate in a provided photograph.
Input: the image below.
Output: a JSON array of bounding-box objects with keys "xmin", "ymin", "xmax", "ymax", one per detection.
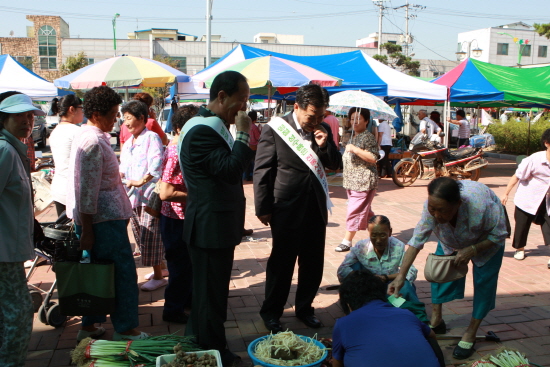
[{"xmin": 156, "ymin": 350, "xmax": 222, "ymax": 367}]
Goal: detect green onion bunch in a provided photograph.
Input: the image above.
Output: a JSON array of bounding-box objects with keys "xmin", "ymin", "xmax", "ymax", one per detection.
[{"xmin": 71, "ymin": 335, "xmax": 201, "ymax": 367}]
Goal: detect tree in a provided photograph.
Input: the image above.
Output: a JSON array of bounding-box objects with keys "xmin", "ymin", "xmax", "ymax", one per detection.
[
  {"xmin": 372, "ymin": 43, "xmax": 420, "ymax": 76},
  {"xmin": 142, "ymin": 55, "xmax": 181, "ymax": 117},
  {"xmin": 19, "ymin": 57, "xmax": 35, "ymax": 71},
  {"xmin": 534, "ymin": 23, "xmax": 550, "ymax": 39},
  {"xmin": 60, "ymin": 51, "xmax": 89, "ymax": 75}
]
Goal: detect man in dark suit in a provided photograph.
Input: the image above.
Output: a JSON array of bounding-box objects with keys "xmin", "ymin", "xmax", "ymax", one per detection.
[
  {"xmin": 180, "ymin": 71, "xmax": 253, "ymax": 367},
  {"xmin": 254, "ymin": 84, "xmax": 342, "ymax": 332}
]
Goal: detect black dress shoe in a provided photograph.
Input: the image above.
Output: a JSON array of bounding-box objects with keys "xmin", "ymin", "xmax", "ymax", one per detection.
[
  {"xmin": 162, "ymin": 312, "xmax": 189, "ymax": 324},
  {"xmin": 430, "ymin": 319, "xmax": 447, "ymax": 334},
  {"xmin": 297, "ymin": 314, "xmax": 321, "ymax": 328},
  {"xmin": 242, "ymin": 228, "xmax": 254, "ymax": 236},
  {"xmin": 263, "ymin": 318, "xmax": 283, "ymax": 333},
  {"xmin": 452, "ymin": 342, "xmax": 476, "ymax": 360}
]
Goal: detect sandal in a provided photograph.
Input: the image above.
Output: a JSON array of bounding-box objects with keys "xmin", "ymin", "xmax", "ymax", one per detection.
[
  {"xmin": 76, "ymin": 327, "xmax": 106, "ymax": 342},
  {"xmin": 335, "ymin": 243, "xmax": 351, "ymax": 252},
  {"xmin": 430, "ymin": 319, "xmax": 447, "ymax": 334},
  {"xmin": 453, "ymin": 341, "xmax": 476, "ymax": 360},
  {"xmin": 113, "ymin": 331, "xmax": 150, "ymax": 341}
]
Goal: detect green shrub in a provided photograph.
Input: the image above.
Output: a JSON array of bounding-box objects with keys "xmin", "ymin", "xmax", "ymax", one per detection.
[{"xmin": 487, "ymin": 118, "xmax": 550, "ymax": 155}]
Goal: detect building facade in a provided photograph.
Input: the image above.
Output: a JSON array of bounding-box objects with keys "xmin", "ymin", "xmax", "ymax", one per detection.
[
  {"xmin": 457, "ymin": 22, "xmax": 550, "ymax": 67},
  {"xmin": 0, "ymin": 14, "xmax": 457, "ymax": 81}
]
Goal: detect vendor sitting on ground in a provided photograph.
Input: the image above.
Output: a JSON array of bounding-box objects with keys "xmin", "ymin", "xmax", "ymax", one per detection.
[
  {"xmin": 333, "ymin": 269, "xmax": 443, "ymax": 367},
  {"xmin": 337, "ymin": 215, "xmax": 428, "ymax": 323}
]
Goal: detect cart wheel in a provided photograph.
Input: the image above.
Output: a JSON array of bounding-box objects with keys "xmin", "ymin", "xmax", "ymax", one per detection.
[
  {"xmin": 30, "ymin": 290, "xmax": 43, "ymax": 313},
  {"xmin": 37, "ymin": 303, "xmax": 48, "ymax": 325},
  {"xmin": 46, "ymin": 303, "xmax": 66, "ymax": 328}
]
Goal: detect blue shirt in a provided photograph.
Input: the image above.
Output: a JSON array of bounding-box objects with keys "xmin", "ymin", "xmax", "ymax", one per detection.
[{"xmin": 332, "ymin": 300, "xmax": 439, "ymax": 367}]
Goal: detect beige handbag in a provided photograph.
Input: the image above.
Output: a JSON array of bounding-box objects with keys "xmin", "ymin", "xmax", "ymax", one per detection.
[{"xmin": 424, "ymin": 253, "xmax": 468, "ymax": 283}]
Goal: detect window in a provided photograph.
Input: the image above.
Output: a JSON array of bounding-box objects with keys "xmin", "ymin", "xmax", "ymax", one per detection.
[
  {"xmin": 388, "ymin": 40, "xmax": 397, "ymax": 44},
  {"xmin": 521, "ymin": 44, "xmax": 531, "ymax": 57},
  {"xmin": 457, "ymin": 42, "xmax": 462, "ymax": 52},
  {"xmin": 171, "ymin": 57, "xmax": 187, "ymax": 73},
  {"xmin": 86, "ymin": 58, "xmax": 94, "ymax": 65},
  {"xmin": 261, "ymin": 39, "xmax": 268, "ymax": 44},
  {"xmin": 15, "ymin": 56, "xmax": 33, "ymax": 69},
  {"xmin": 538, "ymin": 45, "xmax": 548, "ymax": 58},
  {"xmin": 433, "ymin": 71, "xmax": 443, "ymax": 77},
  {"xmin": 204, "ymin": 57, "xmax": 220, "ymax": 68},
  {"xmin": 38, "ymin": 25, "xmax": 57, "ymax": 69},
  {"xmin": 497, "ymin": 43, "xmax": 508, "ymax": 55}
]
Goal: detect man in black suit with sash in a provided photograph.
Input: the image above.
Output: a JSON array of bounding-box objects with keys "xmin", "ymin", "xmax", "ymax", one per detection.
[
  {"xmin": 254, "ymin": 84, "xmax": 342, "ymax": 332},
  {"xmin": 180, "ymin": 71, "xmax": 253, "ymax": 367}
]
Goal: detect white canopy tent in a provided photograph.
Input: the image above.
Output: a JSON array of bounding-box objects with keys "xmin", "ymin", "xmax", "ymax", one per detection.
[{"xmin": 0, "ymin": 54, "xmax": 63, "ymax": 100}]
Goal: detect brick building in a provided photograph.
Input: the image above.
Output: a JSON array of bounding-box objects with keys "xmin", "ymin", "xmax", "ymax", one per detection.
[{"xmin": 0, "ymin": 15, "xmax": 68, "ymax": 81}]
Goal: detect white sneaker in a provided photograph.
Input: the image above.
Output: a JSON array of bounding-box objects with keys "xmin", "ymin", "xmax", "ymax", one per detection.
[
  {"xmin": 24, "ymin": 259, "xmax": 35, "ymax": 268},
  {"xmin": 514, "ymin": 250, "xmax": 525, "ymax": 260},
  {"xmin": 140, "ymin": 278, "xmax": 168, "ymax": 291},
  {"xmin": 143, "ymin": 269, "xmax": 169, "ymax": 280},
  {"xmin": 547, "ymin": 258, "xmax": 550, "ymax": 269}
]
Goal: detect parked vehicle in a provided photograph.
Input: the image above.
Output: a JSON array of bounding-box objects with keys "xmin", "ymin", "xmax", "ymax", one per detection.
[
  {"xmin": 32, "ymin": 115, "xmax": 48, "ymax": 148},
  {"xmin": 392, "ymin": 134, "xmax": 488, "ymax": 187}
]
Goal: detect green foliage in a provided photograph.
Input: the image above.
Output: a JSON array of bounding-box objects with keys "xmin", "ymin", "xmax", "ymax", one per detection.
[
  {"xmin": 534, "ymin": 23, "xmax": 550, "ymax": 39},
  {"xmin": 142, "ymin": 55, "xmax": 180, "ymax": 116},
  {"xmin": 487, "ymin": 117, "xmax": 550, "ymax": 155},
  {"xmin": 60, "ymin": 51, "xmax": 89, "ymax": 75},
  {"xmin": 376, "ymin": 43, "xmax": 420, "ymax": 76},
  {"xmin": 19, "ymin": 57, "xmax": 34, "ymax": 70}
]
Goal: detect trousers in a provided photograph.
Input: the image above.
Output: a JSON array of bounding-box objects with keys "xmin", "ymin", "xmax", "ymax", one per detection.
[{"xmin": 0, "ymin": 262, "xmax": 33, "ymax": 367}]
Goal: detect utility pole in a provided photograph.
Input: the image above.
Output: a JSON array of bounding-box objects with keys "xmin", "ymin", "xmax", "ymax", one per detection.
[
  {"xmin": 404, "ymin": 0, "xmax": 409, "ymax": 56},
  {"xmin": 206, "ymin": 0, "xmax": 212, "ymax": 67},
  {"xmin": 372, "ymin": 1, "xmax": 386, "ymax": 55},
  {"xmin": 394, "ymin": 2, "xmax": 425, "ymax": 57}
]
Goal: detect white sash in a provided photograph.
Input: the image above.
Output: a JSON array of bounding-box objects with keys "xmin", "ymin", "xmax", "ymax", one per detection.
[
  {"xmin": 178, "ymin": 115, "xmax": 234, "ymax": 154},
  {"xmin": 268, "ymin": 117, "xmax": 334, "ymax": 214}
]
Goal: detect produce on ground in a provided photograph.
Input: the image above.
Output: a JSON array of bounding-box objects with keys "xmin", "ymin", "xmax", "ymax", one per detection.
[
  {"xmin": 161, "ymin": 349, "xmax": 218, "ymax": 367},
  {"xmin": 71, "ymin": 335, "xmax": 201, "ymax": 367},
  {"xmin": 253, "ymin": 331, "xmax": 326, "ymax": 366}
]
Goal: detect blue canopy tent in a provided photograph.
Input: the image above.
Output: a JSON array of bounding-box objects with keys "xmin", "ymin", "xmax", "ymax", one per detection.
[{"xmin": 192, "ymin": 45, "xmax": 447, "ymax": 103}]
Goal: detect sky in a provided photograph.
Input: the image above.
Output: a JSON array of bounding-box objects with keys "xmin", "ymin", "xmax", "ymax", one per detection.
[{"xmin": 0, "ymin": 0, "xmax": 548, "ymax": 61}]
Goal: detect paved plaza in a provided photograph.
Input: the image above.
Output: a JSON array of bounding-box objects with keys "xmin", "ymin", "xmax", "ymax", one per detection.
[{"xmin": 28, "ymin": 157, "xmax": 550, "ymax": 367}]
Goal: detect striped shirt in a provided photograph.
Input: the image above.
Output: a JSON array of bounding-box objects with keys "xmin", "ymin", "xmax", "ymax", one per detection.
[
  {"xmin": 457, "ymin": 119, "xmax": 470, "ymax": 139},
  {"xmin": 514, "ymin": 151, "xmax": 550, "ymax": 215}
]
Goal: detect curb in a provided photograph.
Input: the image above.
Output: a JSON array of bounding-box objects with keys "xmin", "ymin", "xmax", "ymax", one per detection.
[{"xmin": 483, "ymin": 152, "xmax": 518, "ymax": 161}]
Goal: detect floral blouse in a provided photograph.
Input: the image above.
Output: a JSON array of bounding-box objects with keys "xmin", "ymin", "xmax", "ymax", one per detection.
[
  {"xmin": 337, "ymin": 237, "xmax": 418, "ymax": 283},
  {"xmin": 408, "ymin": 181, "xmax": 508, "ymax": 267},
  {"xmin": 342, "ymin": 130, "xmax": 379, "ymax": 192},
  {"xmin": 119, "ymin": 128, "xmax": 164, "ymax": 209},
  {"xmin": 66, "ymin": 125, "xmax": 132, "ymax": 225},
  {"xmin": 160, "ymin": 142, "xmax": 186, "ymax": 220}
]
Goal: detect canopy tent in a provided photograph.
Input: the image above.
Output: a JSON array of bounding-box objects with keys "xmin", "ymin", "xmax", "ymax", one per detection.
[
  {"xmin": 0, "ymin": 54, "xmax": 69, "ymax": 99},
  {"xmin": 192, "ymin": 44, "xmax": 447, "ymax": 103},
  {"xmin": 432, "ymin": 58, "xmax": 550, "ymax": 108}
]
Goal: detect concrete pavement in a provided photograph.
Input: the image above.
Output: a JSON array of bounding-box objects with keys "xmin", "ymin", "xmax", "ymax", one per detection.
[{"xmin": 28, "ymin": 157, "xmax": 550, "ymax": 367}]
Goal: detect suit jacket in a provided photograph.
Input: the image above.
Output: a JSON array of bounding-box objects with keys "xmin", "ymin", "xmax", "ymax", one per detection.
[
  {"xmin": 180, "ymin": 110, "xmax": 253, "ymax": 249},
  {"xmin": 254, "ymin": 113, "xmax": 342, "ymax": 228}
]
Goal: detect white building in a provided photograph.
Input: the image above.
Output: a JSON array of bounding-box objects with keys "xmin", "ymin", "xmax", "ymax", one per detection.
[
  {"xmin": 356, "ymin": 32, "xmax": 402, "ymax": 48},
  {"xmin": 253, "ymin": 33, "xmax": 304, "ymax": 45},
  {"xmin": 457, "ymin": 22, "xmax": 550, "ymax": 66}
]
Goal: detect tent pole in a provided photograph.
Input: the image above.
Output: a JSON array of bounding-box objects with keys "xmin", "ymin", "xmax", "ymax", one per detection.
[
  {"xmin": 443, "ymin": 100, "xmax": 449, "ymax": 148},
  {"xmin": 527, "ymin": 114, "xmax": 531, "ymax": 156},
  {"xmin": 267, "ymin": 84, "xmax": 272, "ymax": 122},
  {"xmin": 125, "ymin": 87, "xmax": 129, "ymax": 103}
]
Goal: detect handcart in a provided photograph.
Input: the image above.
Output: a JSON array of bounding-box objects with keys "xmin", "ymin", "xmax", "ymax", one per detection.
[{"xmin": 27, "ymin": 212, "xmax": 80, "ymax": 328}]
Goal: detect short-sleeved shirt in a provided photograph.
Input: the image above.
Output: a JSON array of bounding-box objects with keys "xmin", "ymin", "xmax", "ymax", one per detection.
[
  {"xmin": 342, "ymin": 130, "xmax": 379, "ymax": 192},
  {"xmin": 337, "ymin": 237, "xmax": 417, "ymax": 283},
  {"xmin": 119, "ymin": 128, "xmax": 164, "ymax": 208},
  {"xmin": 120, "ymin": 118, "xmax": 166, "ymax": 147},
  {"xmin": 50, "ymin": 123, "xmax": 81, "ymax": 204},
  {"xmin": 457, "ymin": 119, "xmax": 471, "ymax": 139},
  {"xmin": 66, "ymin": 125, "xmax": 133, "ymax": 225},
  {"xmin": 514, "ymin": 150, "xmax": 550, "ymax": 215},
  {"xmin": 377, "ymin": 120, "xmax": 392, "ymax": 146},
  {"xmin": 408, "ymin": 181, "xmax": 508, "ymax": 267},
  {"xmin": 332, "ymin": 300, "xmax": 439, "ymax": 367},
  {"xmin": 161, "ymin": 142, "xmax": 186, "ymax": 219}
]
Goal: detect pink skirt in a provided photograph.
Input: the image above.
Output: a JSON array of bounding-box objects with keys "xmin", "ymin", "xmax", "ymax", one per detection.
[{"xmin": 346, "ymin": 189, "xmax": 376, "ymax": 232}]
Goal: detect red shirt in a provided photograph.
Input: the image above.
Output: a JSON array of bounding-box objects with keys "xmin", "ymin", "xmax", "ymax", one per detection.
[
  {"xmin": 324, "ymin": 115, "xmax": 340, "ymax": 147},
  {"xmin": 160, "ymin": 142, "xmax": 186, "ymax": 219},
  {"xmin": 24, "ymin": 136, "xmax": 36, "ymax": 172},
  {"xmin": 120, "ymin": 118, "xmax": 166, "ymax": 147}
]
